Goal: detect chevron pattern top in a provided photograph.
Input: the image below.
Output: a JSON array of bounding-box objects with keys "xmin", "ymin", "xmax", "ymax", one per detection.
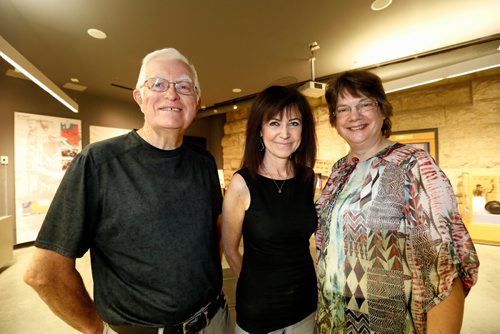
[{"xmin": 315, "ymin": 142, "xmax": 479, "ymax": 334}]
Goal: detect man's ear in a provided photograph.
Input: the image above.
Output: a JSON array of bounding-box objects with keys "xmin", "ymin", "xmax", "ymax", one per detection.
[{"xmin": 133, "ymin": 89, "xmax": 143, "ymax": 105}]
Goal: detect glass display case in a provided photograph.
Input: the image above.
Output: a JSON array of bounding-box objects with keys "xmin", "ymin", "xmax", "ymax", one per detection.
[{"xmin": 461, "ymin": 173, "xmax": 500, "ymax": 245}]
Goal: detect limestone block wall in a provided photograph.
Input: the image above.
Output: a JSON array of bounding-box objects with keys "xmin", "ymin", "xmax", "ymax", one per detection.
[
  {"xmin": 221, "ymin": 107, "xmax": 250, "ymax": 187},
  {"xmin": 389, "ymin": 71, "xmax": 500, "ymax": 195},
  {"xmin": 221, "ymin": 69, "xmax": 500, "ymax": 204}
]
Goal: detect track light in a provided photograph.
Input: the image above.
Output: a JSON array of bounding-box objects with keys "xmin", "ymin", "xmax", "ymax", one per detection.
[{"xmin": 0, "ymin": 36, "xmax": 79, "ymax": 113}]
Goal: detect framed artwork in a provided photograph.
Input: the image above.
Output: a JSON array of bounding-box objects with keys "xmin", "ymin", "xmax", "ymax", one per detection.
[
  {"xmin": 389, "ymin": 128, "xmax": 438, "ymax": 163},
  {"xmin": 14, "ymin": 112, "xmax": 82, "ymax": 244}
]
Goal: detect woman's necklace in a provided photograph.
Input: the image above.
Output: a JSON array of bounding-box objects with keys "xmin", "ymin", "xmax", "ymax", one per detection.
[
  {"xmin": 262, "ymin": 164, "xmax": 289, "ymax": 194},
  {"xmin": 272, "ymin": 179, "xmax": 286, "ymax": 194}
]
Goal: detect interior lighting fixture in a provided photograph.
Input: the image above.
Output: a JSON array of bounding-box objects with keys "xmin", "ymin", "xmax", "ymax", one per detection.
[
  {"xmin": 371, "ymin": 0, "xmax": 392, "ymax": 11},
  {"xmin": 446, "ymin": 64, "xmax": 500, "ymax": 78},
  {"xmin": 62, "ymin": 81, "xmax": 87, "ymax": 92},
  {"xmin": 233, "ymin": 104, "xmax": 238, "ymax": 110},
  {"xmin": 5, "ymin": 68, "xmax": 28, "ymax": 80},
  {"xmin": 0, "ymin": 35, "xmax": 79, "ymax": 113},
  {"xmin": 385, "ymin": 78, "xmax": 443, "ymax": 93},
  {"xmin": 384, "ymin": 52, "xmax": 500, "ymax": 93},
  {"xmin": 232, "ymin": 88, "xmax": 242, "ymax": 93},
  {"xmin": 87, "ymin": 28, "xmax": 107, "ymax": 39}
]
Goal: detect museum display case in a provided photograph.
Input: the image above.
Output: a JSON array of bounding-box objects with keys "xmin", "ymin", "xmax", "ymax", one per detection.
[{"xmin": 461, "ymin": 173, "xmax": 500, "ymax": 245}]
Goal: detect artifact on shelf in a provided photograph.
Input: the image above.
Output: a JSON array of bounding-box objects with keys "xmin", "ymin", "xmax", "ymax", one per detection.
[{"xmin": 484, "ymin": 201, "xmax": 500, "ymax": 215}]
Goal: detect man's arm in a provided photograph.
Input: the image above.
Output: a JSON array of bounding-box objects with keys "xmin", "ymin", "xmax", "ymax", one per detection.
[
  {"xmin": 426, "ymin": 278, "xmax": 465, "ymax": 334},
  {"xmin": 24, "ymin": 248, "xmax": 104, "ymax": 334}
]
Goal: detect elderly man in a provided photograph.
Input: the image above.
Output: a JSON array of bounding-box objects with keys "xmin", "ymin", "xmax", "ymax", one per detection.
[{"xmin": 24, "ymin": 48, "xmax": 230, "ymax": 334}]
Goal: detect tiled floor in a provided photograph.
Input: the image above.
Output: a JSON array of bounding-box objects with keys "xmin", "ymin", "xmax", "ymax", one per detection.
[{"xmin": 0, "ymin": 243, "xmax": 498, "ymax": 333}]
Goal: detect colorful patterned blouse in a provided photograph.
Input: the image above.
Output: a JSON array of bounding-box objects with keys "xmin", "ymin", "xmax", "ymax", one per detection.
[{"xmin": 315, "ymin": 142, "xmax": 479, "ymax": 334}]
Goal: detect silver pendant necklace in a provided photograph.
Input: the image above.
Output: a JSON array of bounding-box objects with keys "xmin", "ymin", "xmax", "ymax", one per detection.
[
  {"xmin": 262, "ymin": 164, "xmax": 288, "ymax": 194},
  {"xmin": 272, "ymin": 179, "xmax": 286, "ymax": 194}
]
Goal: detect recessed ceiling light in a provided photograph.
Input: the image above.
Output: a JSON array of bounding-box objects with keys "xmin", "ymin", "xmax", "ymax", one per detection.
[
  {"xmin": 87, "ymin": 28, "xmax": 107, "ymax": 39},
  {"xmin": 70, "ymin": 78, "xmax": 79, "ymax": 83},
  {"xmin": 232, "ymin": 88, "xmax": 242, "ymax": 93},
  {"xmin": 371, "ymin": 0, "xmax": 392, "ymax": 11}
]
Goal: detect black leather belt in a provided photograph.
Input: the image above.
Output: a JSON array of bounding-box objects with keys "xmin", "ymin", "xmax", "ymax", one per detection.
[{"xmin": 109, "ymin": 293, "xmax": 226, "ymax": 334}]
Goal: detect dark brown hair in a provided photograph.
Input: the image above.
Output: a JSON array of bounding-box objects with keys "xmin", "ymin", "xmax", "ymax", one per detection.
[
  {"xmin": 241, "ymin": 85, "xmax": 317, "ymax": 179},
  {"xmin": 325, "ymin": 70, "xmax": 393, "ymax": 138}
]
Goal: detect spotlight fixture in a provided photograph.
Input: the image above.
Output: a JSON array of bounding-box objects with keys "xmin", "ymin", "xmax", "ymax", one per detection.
[
  {"xmin": 309, "ymin": 41, "xmax": 320, "ymax": 52},
  {"xmin": 233, "ymin": 104, "xmax": 238, "ymax": 110},
  {"xmin": 371, "ymin": 0, "xmax": 392, "ymax": 11}
]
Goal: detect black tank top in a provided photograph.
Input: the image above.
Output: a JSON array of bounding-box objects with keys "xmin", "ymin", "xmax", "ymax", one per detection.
[{"xmin": 235, "ymin": 167, "xmax": 318, "ymax": 333}]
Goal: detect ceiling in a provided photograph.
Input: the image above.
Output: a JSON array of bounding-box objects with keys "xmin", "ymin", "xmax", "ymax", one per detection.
[{"xmin": 1, "ymin": 0, "xmax": 499, "ymax": 115}]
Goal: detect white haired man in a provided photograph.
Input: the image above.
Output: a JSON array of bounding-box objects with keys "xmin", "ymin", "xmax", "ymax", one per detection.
[{"xmin": 24, "ymin": 48, "xmax": 230, "ymax": 334}]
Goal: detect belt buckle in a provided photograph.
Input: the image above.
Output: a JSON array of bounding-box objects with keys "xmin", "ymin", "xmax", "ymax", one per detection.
[{"xmin": 182, "ymin": 309, "xmax": 209, "ymax": 334}]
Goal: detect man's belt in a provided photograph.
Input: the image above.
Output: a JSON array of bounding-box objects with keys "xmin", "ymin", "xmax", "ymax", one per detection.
[{"xmin": 109, "ymin": 293, "xmax": 226, "ymax": 334}]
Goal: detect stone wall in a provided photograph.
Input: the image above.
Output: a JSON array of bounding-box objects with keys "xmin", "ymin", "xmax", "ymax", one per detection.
[
  {"xmin": 221, "ymin": 69, "xmax": 500, "ymax": 210},
  {"xmin": 221, "ymin": 107, "xmax": 249, "ymax": 186},
  {"xmin": 391, "ymin": 70, "xmax": 500, "ymax": 222}
]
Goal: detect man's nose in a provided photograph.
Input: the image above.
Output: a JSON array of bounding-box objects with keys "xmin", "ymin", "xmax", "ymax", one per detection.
[{"xmin": 164, "ymin": 83, "xmax": 179, "ymax": 99}]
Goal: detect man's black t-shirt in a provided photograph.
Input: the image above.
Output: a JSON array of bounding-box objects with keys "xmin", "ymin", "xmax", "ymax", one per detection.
[{"xmin": 35, "ymin": 130, "xmax": 223, "ymax": 325}]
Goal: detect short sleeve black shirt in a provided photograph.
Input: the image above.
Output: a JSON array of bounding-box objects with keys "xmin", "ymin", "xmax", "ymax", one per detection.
[{"xmin": 35, "ymin": 130, "xmax": 223, "ymax": 325}]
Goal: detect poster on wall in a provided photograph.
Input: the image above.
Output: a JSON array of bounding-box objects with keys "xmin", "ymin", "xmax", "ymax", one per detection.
[
  {"xmin": 14, "ymin": 112, "xmax": 82, "ymax": 244},
  {"xmin": 89, "ymin": 125, "xmax": 130, "ymax": 143}
]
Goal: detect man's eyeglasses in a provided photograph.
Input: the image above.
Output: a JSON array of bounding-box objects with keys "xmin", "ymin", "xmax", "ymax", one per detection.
[
  {"xmin": 334, "ymin": 99, "xmax": 378, "ymax": 117},
  {"xmin": 142, "ymin": 77, "xmax": 198, "ymax": 96}
]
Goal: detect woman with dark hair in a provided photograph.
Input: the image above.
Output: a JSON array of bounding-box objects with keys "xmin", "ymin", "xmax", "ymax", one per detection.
[
  {"xmin": 315, "ymin": 70, "xmax": 479, "ymax": 333},
  {"xmin": 222, "ymin": 85, "xmax": 318, "ymax": 333}
]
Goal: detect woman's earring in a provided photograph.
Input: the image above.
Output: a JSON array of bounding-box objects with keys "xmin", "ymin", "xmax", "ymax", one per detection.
[{"xmin": 259, "ymin": 137, "xmax": 265, "ymax": 152}]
